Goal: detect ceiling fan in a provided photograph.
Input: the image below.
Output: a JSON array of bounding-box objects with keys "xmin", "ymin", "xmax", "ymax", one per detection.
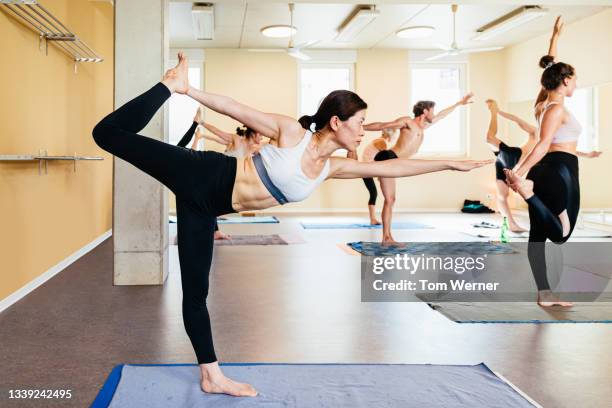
[
  {"xmin": 248, "ymin": 3, "xmax": 319, "ymax": 61},
  {"xmin": 427, "ymin": 4, "xmax": 504, "ymax": 61}
]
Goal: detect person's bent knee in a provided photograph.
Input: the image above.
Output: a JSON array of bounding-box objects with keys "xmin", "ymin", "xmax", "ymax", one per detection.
[{"xmin": 92, "ymin": 122, "xmax": 113, "ymax": 150}]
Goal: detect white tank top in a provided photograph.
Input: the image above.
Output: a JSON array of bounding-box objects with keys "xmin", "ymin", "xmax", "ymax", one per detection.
[
  {"xmin": 258, "ymin": 130, "xmax": 330, "ymax": 203},
  {"xmin": 538, "ymin": 102, "xmax": 582, "ymax": 144}
]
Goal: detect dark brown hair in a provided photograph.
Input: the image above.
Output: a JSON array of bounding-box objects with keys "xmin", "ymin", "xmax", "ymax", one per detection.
[
  {"xmin": 413, "ymin": 100, "xmax": 435, "ymax": 117},
  {"xmin": 298, "ymin": 90, "xmax": 367, "ymax": 131},
  {"xmin": 539, "ymin": 55, "xmax": 575, "ymax": 91},
  {"xmin": 236, "ymin": 126, "xmax": 256, "ymax": 139}
]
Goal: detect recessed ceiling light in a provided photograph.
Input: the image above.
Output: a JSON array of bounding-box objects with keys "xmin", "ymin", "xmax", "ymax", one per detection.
[
  {"xmin": 396, "ymin": 26, "xmax": 436, "ymax": 39},
  {"xmin": 260, "ymin": 25, "xmax": 297, "ymax": 38}
]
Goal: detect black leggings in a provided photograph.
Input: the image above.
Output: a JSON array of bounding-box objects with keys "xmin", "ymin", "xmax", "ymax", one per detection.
[
  {"xmin": 93, "ymin": 83, "xmax": 237, "ymax": 364},
  {"xmin": 525, "ymin": 152, "xmax": 580, "ymax": 291},
  {"xmin": 177, "ymin": 122, "xmax": 220, "ymax": 232},
  {"xmin": 362, "ymin": 177, "xmax": 377, "ymax": 206}
]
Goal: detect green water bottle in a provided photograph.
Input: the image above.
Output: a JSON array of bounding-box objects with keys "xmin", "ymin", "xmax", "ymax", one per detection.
[{"xmin": 500, "ymin": 217, "xmax": 509, "ymax": 243}]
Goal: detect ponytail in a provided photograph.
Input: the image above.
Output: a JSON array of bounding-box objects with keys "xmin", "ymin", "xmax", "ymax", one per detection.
[{"xmin": 298, "ymin": 115, "xmax": 315, "ymax": 131}]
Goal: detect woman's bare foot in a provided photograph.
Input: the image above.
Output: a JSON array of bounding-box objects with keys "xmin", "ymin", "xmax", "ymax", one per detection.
[
  {"xmin": 214, "ymin": 230, "xmax": 231, "ymax": 240},
  {"xmin": 200, "ymin": 362, "xmax": 257, "ymax": 397},
  {"xmin": 485, "ymin": 99, "xmax": 499, "ymax": 114},
  {"xmin": 382, "ymin": 235, "xmax": 399, "ymax": 245},
  {"xmin": 537, "ymin": 290, "xmax": 574, "ymax": 307},
  {"xmin": 370, "ymin": 219, "xmax": 381, "ymax": 225},
  {"xmin": 509, "ymin": 223, "xmax": 528, "ymax": 233},
  {"xmin": 161, "ymin": 52, "xmax": 190, "ymax": 94},
  {"xmin": 504, "ymin": 169, "xmax": 534, "ymax": 200},
  {"xmin": 194, "ymin": 106, "xmax": 205, "ymax": 125}
]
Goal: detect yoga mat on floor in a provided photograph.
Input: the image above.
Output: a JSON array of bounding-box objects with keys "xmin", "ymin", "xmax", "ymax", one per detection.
[
  {"xmin": 93, "ymin": 363, "xmax": 538, "ymax": 408},
  {"xmin": 217, "ymin": 216, "xmax": 279, "ymax": 224},
  {"xmin": 347, "ymin": 241, "xmax": 515, "ymax": 256},
  {"xmin": 215, "ymin": 234, "xmax": 298, "ymax": 246},
  {"xmin": 463, "ymin": 228, "xmax": 612, "ymax": 239},
  {"xmin": 301, "ymin": 221, "xmax": 433, "ymax": 230},
  {"xmin": 423, "ymin": 301, "xmax": 612, "ymax": 323},
  {"xmin": 170, "ymin": 216, "xmax": 279, "ymax": 224}
]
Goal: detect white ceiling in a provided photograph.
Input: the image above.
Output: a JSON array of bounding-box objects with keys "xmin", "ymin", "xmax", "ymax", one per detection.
[{"xmin": 169, "ymin": 2, "xmax": 608, "ymax": 50}]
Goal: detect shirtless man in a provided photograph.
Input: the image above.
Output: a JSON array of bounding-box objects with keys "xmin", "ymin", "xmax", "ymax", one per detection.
[
  {"xmin": 348, "ymin": 129, "xmax": 398, "ymax": 224},
  {"xmin": 364, "ymin": 93, "xmax": 474, "ymax": 243}
]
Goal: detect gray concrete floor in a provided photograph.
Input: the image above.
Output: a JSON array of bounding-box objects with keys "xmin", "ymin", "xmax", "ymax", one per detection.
[{"xmin": 1, "ymin": 212, "xmax": 611, "ymax": 407}]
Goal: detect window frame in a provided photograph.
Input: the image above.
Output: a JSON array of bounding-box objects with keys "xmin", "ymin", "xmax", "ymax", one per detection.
[
  {"xmin": 409, "ymin": 62, "xmax": 468, "ymax": 158},
  {"xmin": 297, "ymin": 62, "xmax": 355, "ymax": 118}
]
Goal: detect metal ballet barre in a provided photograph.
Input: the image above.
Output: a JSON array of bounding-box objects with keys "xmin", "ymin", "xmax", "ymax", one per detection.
[
  {"xmin": 0, "ymin": 150, "xmax": 104, "ymax": 175},
  {"xmin": 1, "ymin": 0, "xmax": 104, "ymax": 72}
]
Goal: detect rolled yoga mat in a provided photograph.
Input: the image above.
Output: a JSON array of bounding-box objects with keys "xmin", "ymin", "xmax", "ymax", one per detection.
[
  {"xmin": 93, "ymin": 363, "xmax": 539, "ymax": 408},
  {"xmin": 301, "ymin": 221, "xmax": 433, "ymax": 229},
  {"xmin": 422, "ymin": 301, "xmax": 612, "ymax": 323},
  {"xmin": 347, "ymin": 241, "xmax": 515, "ymax": 256}
]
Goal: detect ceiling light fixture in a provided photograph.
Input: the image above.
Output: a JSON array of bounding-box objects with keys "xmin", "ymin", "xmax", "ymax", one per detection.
[
  {"xmin": 260, "ymin": 25, "xmax": 297, "ymax": 38},
  {"xmin": 396, "ymin": 26, "xmax": 435, "ymax": 39},
  {"xmin": 336, "ymin": 5, "xmax": 379, "ymax": 43},
  {"xmin": 473, "ymin": 6, "xmax": 548, "ymax": 42}
]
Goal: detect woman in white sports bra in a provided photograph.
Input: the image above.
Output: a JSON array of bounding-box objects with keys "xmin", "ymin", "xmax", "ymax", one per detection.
[
  {"xmin": 93, "ymin": 52, "xmax": 491, "ymax": 398},
  {"xmin": 505, "ymin": 16, "xmax": 583, "ymax": 308}
]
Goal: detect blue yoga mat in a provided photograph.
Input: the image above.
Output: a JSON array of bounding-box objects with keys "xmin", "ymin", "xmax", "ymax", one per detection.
[
  {"xmin": 348, "ymin": 241, "xmax": 515, "ymax": 256},
  {"xmin": 170, "ymin": 216, "xmax": 279, "ymax": 224},
  {"xmin": 92, "ymin": 363, "xmax": 537, "ymax": 408},
  {"xmin": 217, "ymin": 216, "xmax": 279, "ymax": 224},
  {"xmin": 301, "ymin": 221, "xmax": 433, "ymax": 230}
]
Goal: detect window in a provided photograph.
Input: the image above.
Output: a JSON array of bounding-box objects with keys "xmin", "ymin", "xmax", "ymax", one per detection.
[
  {"xmin": 410, "ymin": 64, "xmax": 466, "ymax": 155},
  {"xmin": 564, "ymin": 87, "xmax": 598, "ymax": 152},
  {"xmin": 298, "ymin": 64, "xmax": 354, "ymax": 118},
  {"xmin": 169, "ymin": 66, "xmax": 203, "ymax": 146}
]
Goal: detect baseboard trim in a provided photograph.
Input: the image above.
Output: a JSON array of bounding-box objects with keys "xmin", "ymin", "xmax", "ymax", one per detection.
[{"xmin": 0, "ymin": 229, "xmax": 112, "ymax": 314}]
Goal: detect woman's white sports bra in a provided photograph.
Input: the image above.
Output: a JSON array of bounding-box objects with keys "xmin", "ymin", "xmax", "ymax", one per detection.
[
  {"xmin": 257, "ymin": 130, "xmax": 330, "ymax": 203},
  {"xmin": 538, "ymin": 101, "xmax": 582, "ymax": 144}
]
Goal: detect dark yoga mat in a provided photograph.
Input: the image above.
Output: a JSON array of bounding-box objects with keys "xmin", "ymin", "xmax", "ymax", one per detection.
[
  {"xmin": 301, "ymin": 221, "xmax": 433, "ymax": 229},
  {"xmin": 348, "ymin": 241, "xmax": 515, "ymax": 256},
  {"xmin": 93, "ymin": 363, "xmax": 538, "ymax": 408},
  {"xmin": 423, "ymin": 301, "xmax": 612, "ymax": 323}
]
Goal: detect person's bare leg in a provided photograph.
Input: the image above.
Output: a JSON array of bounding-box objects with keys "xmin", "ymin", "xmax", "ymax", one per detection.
[
  {"xmin": 165, "ymin": 55, "xmax": 257, "ymax": 397},
  {"xmin": 379, "ymin": 177, "xmax": 397, "ymax": 244},
  {"xmin": 485, "ymin": 99, "xmax": 501, "ymax": 151},
  {"xmin": 368, "ymin": 205, "xmax": 381, "ymax": 225},
  {"xmin": 200, "ymin": 362, "xmax": 258, "ymax": 397},
  {"xmin": 495, "ymin": 180, "xmax": 527, "ymax": 232},
  {"xmin": 537, "ymin": 290, "xmax": 574, "ymax": 307}
]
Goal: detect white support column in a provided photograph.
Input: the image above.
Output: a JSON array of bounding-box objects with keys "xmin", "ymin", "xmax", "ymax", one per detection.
[{"xmin": 113, "ymin": 0, "xmax": 169, "ymax": 285}]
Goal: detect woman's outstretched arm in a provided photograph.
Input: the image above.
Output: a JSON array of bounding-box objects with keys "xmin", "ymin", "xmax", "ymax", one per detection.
[
  {"xmin": 328, "ymin": 156, "xmax": 492, "ymax": 179},
  {"xmin": 498, "ymin": 110, "xmax": 537, "ymax": 135},
  {"xmin": 186, "ymin": 87, "xmax": 303, "ymax": 142},
  {"xmin": 202, "ymin": 123, "xmax": 234, "ymax": 144}
]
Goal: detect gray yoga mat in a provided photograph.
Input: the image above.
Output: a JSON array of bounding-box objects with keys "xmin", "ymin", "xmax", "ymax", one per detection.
[
  {"xmin": 215, "ymin": 234, "xmax": 289, "ymax": 246},
  {"xmin": 464, "ymin": 228, "xmax": 612, "ymax": 240},
  {"xmin": 424, "ymin": 301, "xmax": 612, "ymax": 323},
  {"xmin": 105, "ymin": 363, "xmax": 537, "ymax": 408}
]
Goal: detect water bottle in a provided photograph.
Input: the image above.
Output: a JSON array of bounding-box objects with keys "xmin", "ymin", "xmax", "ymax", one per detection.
[{"xmin": 500, "ymin": 217, "xmax": 509, "ymax": 243}]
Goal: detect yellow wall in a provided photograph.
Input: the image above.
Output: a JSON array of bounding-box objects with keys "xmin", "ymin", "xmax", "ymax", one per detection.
[
  {"xmin": 0, "ymin": 1, "xmax": 114, "ymax": 300},
  {"xmin": 503, "ymin": 8, "xmax": 612, "ymax": 103}
]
